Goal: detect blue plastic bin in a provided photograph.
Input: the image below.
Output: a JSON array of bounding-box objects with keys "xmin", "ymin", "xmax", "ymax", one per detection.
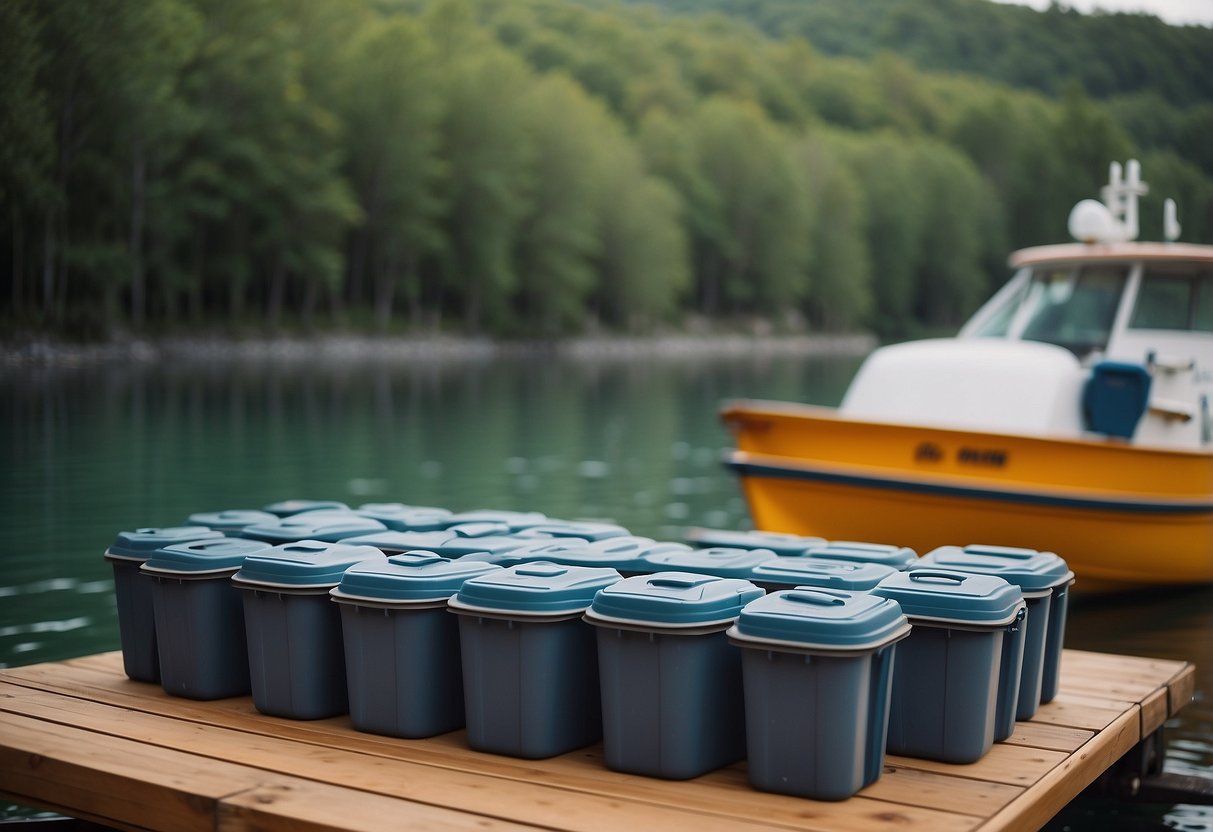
[
  {"xmin": 728, "ymin": 588, "xmax": 911, "ymax": 800},
  {"xmin": 104, "ymin": 526, "xmax": 225, "ymax": 682},
  {"xmin": 914, "ymin": 544, "xmax": 1074, "ymax": 715},
  {"xmin": 330, "ymin": 552, "xmax": 502, "ymax": 738},
  {"xmin": 584, "ymin": 572, "xmax": 763, "ymax": 778},
  {"xmin": 872, "ymin": 570, "xmax": 1026, "ymax": 762},
  {"xmin": 639, "ymin": 546, "xmax": 778, "ymax": 579},
  {"xmin": 685, "ymin": 528, "xmax": 826, "ymax": 555},
  {"xmin": 142, "ymin": 538, "xmax": 272, "ymax": 699},
  {"xmin": 241, "ymin": 512, "xmax": 387, "ymax": 544},
  {"xmin": 512, "ymin": 521, "xmax": 630, "ymax": 541},
  {"xmin": 261, "ymin": 499, "xmax": 350, "ymax": 517},
  {"xmin": 807, "ymin": 542, "xmax": 918, "ymax": 569},
  {"xmin": 186, "ymin": 510, "xmax": 277, "ymax": 533},
  {"xmin": 439, "ymin": 510, "xmax": 548, "ymax": 531},
  {"xmin": 448, "ymin": 563, "xmax": 621, "ymax": 758},
  {"xmin": 232, "ymin": 541, "xmax": 386, "ymax": 719},
  {"xmin": 354, "ymin": 503, "xmax": 453, "ymax": 532},
  {"xmin": 747, "ymin": 557, "xmax": 897, "ymax": 592}
]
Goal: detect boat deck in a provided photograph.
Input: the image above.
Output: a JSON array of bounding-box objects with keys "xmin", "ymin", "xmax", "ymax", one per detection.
[{"xmin": 0, "ymin": 649, "xmax": 1195, "ymax": 832}]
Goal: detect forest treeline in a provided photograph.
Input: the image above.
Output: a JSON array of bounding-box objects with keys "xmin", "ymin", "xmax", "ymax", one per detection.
[{"xmin": 3, "ymin": 0, "xmax": 1211, "ymax": 340}]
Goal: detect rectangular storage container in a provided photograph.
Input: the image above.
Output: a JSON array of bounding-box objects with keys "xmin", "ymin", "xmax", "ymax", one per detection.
[
  {"xmin": 232, "ymin": 541, "xmax": 386, "ymax": 719},
  {"xmin": 142, "ymin": 538, "xmax": 272, "ymax": 699},
  {"xmin": 806, "ymin": 541, "xmax": 919, "ymax": 570},
  {"xmin": 448, "ymin": 563, "xmax": 620, "ymax": 758},
  {"xmin": 728, "ymin": 588, "xmax": 910, "ymax": 800},
  {"xmin": 872, "ymin": 570, "xmax": 1026, "ymax": 762},
  {"xmin": 103, "ymin": 526, "xmax": 225, "ymax": 682},
  {"xmin": 685, "ymin": 528, "xmax": 826, "ymax": 555},
  {"xmin": 330, "ymin": 553, "xmax": 502, "ymax": 738},
  {"xmin": 746, "ymin": 557, "xmax": 896, "ymax": 592},
  {"xmin": 584, "ymin": 572, "xmax": 764, "ymax": 779},
  {"xmin": 639, "ymin": 546, "xmax": 778, "ymax": 579},
  {"xmin": 914, "ymin": 544, "xmax": 1074, "ymax": 717}
]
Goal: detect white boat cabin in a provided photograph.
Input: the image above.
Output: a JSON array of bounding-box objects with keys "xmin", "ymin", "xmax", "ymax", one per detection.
[{"xmin": 841, "ymin": 162, "xmax": 1213, "ymax": 450}]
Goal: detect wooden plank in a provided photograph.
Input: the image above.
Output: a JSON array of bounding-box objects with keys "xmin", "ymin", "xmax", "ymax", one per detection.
[
  {"xmin": 0, "ymin": 682, "xmax": 977, "ymax": 832},
  {"xmin": 1060, "ymin": 650, "xmax": 1188, "ymax": 682},
  {"xmin": 217, "ymin": 781, "xmax": 542, "ymax": 832},
  {"xmin": 980, "ymin": 706, "xmax": 1141, "ymax": 832},
  {"xmin": 860, "ymin": 765, "xmax": 1023, "ymax": 816},
  {"xmin": 0, "ymin": 710, "xmax": 261, "ymax": 832},
  {"xmin": 1027, "ymin": 697, "xmax": 1125, "ymax": 731},
  {"xmin": 1140, "ymin": 687, "xmax": 1169, "ymax": 737},
  {"xmin": 1169, "ymin": 663, "xmax": 1197, "ymax": 716},
  {"xmin": 1002, "ymin": 722, "xmax": 1095, "ymax": 754},
  {"xmin": 885, "ymin": 744, "xmax": 1068, "ymax": 788}
]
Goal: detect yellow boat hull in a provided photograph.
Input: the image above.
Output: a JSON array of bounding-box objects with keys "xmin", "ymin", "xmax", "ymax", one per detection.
[{"xmin": 722, "ymin": 401, "xmax": 1213, "ymax": 589}]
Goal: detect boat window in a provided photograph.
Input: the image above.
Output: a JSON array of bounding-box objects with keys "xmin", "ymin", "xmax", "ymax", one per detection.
[
  {"xmin": 970, "ymin": 279, "xmax": 1029, "ymax": 337},
  {"xmin": 1019, "ymin": 266, "xmax": 1128, "ymax": 357},
  {"xmin": 1131, "ymin": 268, "xmax": 1213, "ymax": 332}
]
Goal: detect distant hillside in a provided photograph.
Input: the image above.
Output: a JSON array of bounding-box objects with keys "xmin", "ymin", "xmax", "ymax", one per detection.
[{"xmin": 609, "ymin": 0, "xmax": 1213, "ymax": 106}]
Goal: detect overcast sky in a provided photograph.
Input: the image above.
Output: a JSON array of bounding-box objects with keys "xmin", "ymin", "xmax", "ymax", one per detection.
[{"xmin": 991, "ymin": 0, "xmax": 1213, "ymax": 25}]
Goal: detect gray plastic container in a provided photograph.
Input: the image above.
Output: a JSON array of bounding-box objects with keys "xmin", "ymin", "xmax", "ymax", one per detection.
[
  {"xmin": 142, "ymin": 538, "xmax": 272, "ymax": 699},
  {"xmin": 584, "ymin": 573, "xmax": 763, "ymax": 779},
  {"xmin": 241, "ymin": 512, "xmax": 387, "ymax": 543},
  {"xmin": 728, "ymin": 588, "xmax": 911, "ymax": 800},
  {"xmin": 914, "ymin": 544, "xmax": 1075, "ymax": 717},
  {"xmin": 872, "ymin": 570, "xmax": 1026, "ymax": 762},
  {"xmin": 330, "ymin": 552, "xmax": 502, "ymax": 738},
  {"xmin": 187, "ymin": 509, "xmax": 277, "ymax": 533},
  {"xmin": 747, "ymin": 557, "xmax": 897, "ymax": 592},
  {"xmin": 807, "ymin": 542, "xmax": 919, "ymax": 570},
  {"xmin": 685, "ymin": 528, "xmax": 826, "ymax": 555},
  {"xmin": 439, "ymin": 509, "xmax": 548, "ymax": 531},
  {"xmin": 449, "ymin": 563, "xmax": 621, "ymax": 758},
  {"xmin": 261, "ymin": 499, "xmax": 350, "ymax": 517},
  {"xmin": 104, "ymin": 526, "xmax": 225, "ymax": 682},
  {"xmin": 512, "ymin": 521, "xmax": 630, "ymax": 541},
  {"xmin": 639, "ymin": 546, "xmax": 778, "ymax": 579},
  {"xmin": 354, "ymin": 503, "xmax": 453, "ymax": 531},
  {"xmin": 232, "ymin": 541, "xmax": 386, "ymax": 719}
]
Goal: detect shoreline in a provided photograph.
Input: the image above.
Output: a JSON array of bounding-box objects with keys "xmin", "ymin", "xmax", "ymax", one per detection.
[{"xmin": 1, "ymin": 331, "xmax": 878, "ymax": 369}]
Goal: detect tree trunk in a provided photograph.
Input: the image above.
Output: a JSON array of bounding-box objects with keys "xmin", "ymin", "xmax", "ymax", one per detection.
[
  {"xmin": 267, "ymin": 254, "xmax": 286, "ymax": 330},
  {"xmin": 129, "ymin": 134, "xmax": 147, "ymax": 329},
  {"xmin": 374, "ymin": 252, "xmax": 397, "ymax": 333}
]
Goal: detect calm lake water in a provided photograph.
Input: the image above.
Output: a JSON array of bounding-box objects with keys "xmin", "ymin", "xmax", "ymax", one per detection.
[{"xmin": 2, "ymin": 346, "xmax": 1210, "ymax": 829}]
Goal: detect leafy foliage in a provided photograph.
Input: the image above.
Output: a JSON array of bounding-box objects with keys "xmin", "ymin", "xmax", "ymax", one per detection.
[{"xmin": 2, "ymin": 0, "xmax": 1210, "ymax": 340}]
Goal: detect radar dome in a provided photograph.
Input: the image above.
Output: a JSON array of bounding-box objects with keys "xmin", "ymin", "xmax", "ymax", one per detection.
[{"xmin": 1068, "ymin": 199, "xmax": 1122, "ymax": 244}]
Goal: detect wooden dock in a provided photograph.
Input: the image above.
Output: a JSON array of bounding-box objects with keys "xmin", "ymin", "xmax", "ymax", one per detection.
[{"xmin": 0, "ymin": 649, "xmax": 1195, "ymax": 832}]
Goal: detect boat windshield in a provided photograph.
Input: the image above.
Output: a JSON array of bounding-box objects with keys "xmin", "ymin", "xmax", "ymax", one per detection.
[
  {"xmin": 1130, "ymin": 266, "xmax": 1213, "ymax": 332},
  {"xmin": 1011, "ymin": 266, "xmax": 1128, "ymax": 358}
]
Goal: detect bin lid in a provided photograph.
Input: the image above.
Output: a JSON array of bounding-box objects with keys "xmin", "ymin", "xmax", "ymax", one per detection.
[
  {"xmin": 186, "ymin": 509, "xmax": 278, "ymax": 532},
  {"xmin": 443, "ymin": 521, "xmax": 513, "ymax": 538},
  {"xmin": 331, "ymin": 552, "xmax": 502, "ymax": 603},
  {"xmin": 806, "ymin": 541, "xmax": 918, "ymax": 569},
  {"xmin": 261, "ymin": 499, "xmax": 350, "ymax": 517},
  {"xmin": 914, "ymin": 545, "xmax": 1075, "ymax": 593},
  {"xmin": 438, "ymin": 510, "xmax": 548, "ymax": 531},
  {"xmin": 233, "ymin": 541, "xmax": 386, "ymax": 589},
  {"xmin": 513, "ymin": 521, "xmax": 630, "ymax": 541},
  {"xmin": 240, "ymin": 512, "xmax": 387, "ymax": 543},
  {"xmin": 355, "ymin": 503, "xmax": 453, "ymax": 531},
  {"xmin": 729, "ymin": 588, "xmax": 910, "ymax": 652},
  {"xmin": 335, "ymin": 530, "xmax": 459, "ymax": 553},
  {"xmin": 449, "ymin": 563, "xmax": 621, "ymax": 617},
  {"xmin": 685, "ymin": 528, "xmax": 826, "ymax": 556},
  {"xmin": 586, "ymin": 572, "xmax": 764, "ymax": 628},
  {"xmin": 459, "ymin": 539, "xmax": 593, "ymax": 568},
  {"xmin": 425, "ymin": 535, "xmax": 539, "ymax": 558},
  {"xmin": 639, "ymin": 546, "xmax": 777, "ymax": 579},
  {"xmin": 749, "ymin": 557, "xmax": 897, "ymax": 591},
  {"xmin": 871, "ymin": 569, "xmax": 1025, "ymax": 626},
  {"xmin": 105, "ymin": 527, "xmax": 224, "ymax": 561},
  {"xmin": 509, "ymin": 536, "xmax": 689, "ymax": 571},
  {"xmin": 143, "ymin": 538, "xmax": 274, "ymax": 574}
]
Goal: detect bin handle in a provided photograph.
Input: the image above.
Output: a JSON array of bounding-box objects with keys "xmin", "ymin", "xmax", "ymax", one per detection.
[
  {"xmin": 784, "ymin": 589, "xmax": 848, "ymax": 606},
  {"xmin": 647, "ymin": 576, "xmax": 715, "ymax": 589},
  {"xmin": 908, "ymin": 570, "xmax": 967, "ymax": 585}
]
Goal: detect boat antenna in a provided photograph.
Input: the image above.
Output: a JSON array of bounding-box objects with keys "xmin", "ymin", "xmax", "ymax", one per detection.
[
  {"xmin": 1164, "ymin": 198, "xmax": 1182, "ymax": 242},
  {"xmin": 1068, "ymin": 159, "xmax": 1148, "ymax": 244}
]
